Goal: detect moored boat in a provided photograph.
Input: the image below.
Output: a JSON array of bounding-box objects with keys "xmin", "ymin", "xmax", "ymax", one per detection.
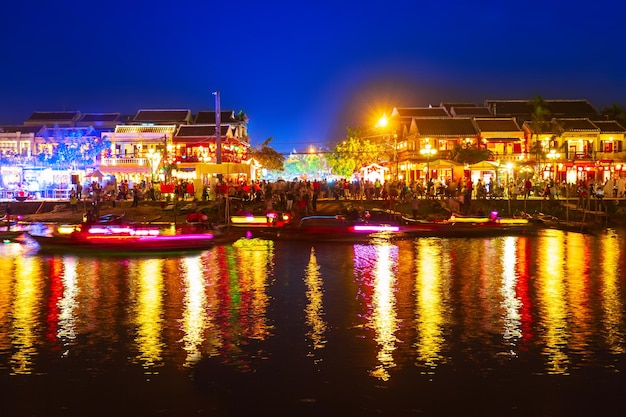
[
  {"xmin": 270, "ymin": 210, "xmax": 537, "ymax": 242},
  {"xmin": 27, "ymin": 222, "xmax": 216, "ymax": 255}
]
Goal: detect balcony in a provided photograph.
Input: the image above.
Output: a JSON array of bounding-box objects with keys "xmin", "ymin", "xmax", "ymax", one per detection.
[{"xmin": 101, "ymin": 157, "xmax": 149, "ymax": 167}]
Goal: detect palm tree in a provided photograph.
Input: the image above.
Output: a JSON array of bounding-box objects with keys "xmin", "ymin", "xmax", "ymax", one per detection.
[
  {"xmin": 601, "ymin": 103, "xmax": 626, "ymax": 127},
  {"xmin": 529, "ymin": 95, "xmax": 551, "ymax": 165}
]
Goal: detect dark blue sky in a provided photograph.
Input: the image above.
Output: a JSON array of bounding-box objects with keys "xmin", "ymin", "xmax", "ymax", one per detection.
[{"xmin": 1, "ymin": 0, "xmax": 625, "ymax": 153}]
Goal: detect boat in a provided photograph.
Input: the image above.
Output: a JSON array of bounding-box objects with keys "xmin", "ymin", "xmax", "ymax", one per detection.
[
  {"xmin": 270, "ymin": 210, "xmax": 537, "ymax": 242},
  {"xmin": 27, "ymin": 222, "xmax": 216, "ymax": 254},
  {"xmin": 0, "ymin": 230, "xmax": 27, "ymax": 243}
]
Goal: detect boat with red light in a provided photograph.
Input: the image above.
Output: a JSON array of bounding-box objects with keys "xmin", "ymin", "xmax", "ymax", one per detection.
[
  {"xmin": 27, "ymin": 222, "xmax": 217, "ymax": 254},
  {"xmin": 269, "ymin": 209, "xmax": 536, "ymax": 242}
]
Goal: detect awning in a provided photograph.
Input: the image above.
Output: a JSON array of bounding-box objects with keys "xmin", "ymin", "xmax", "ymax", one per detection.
[
  {"xmin": 469, "ymin": 161, "xmax": 498, "ymax": 170},
  {"xmin": 484, "ymin": 137, "xmax": 522, "ymax": 142},
  {"xmin": 196, "ymin": 163, "xmax": 252, "ymax": 175},
  {"xmin": 426, "ymin": 159, "xmax": 461, "ymax": 168}
]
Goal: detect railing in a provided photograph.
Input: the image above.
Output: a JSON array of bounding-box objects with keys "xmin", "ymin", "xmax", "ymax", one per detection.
[
  {"xmin": 0, "ymin": 188, "xmax": 72, "ymax": 201},
  {"xmin": 101, "ymin": 157, "xmax": 148, "ymax": 166}
]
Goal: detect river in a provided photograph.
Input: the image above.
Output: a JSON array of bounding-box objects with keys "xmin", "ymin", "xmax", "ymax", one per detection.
[{"xmin": 0, "ymin": 229, "xmax": 625, "ymax": 416}]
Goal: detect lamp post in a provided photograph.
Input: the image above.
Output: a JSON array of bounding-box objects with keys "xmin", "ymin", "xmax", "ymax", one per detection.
[
  {"xmin": 547, "ymin": 149, "xmax": 560, "ymax": 183},
  {"xmin": 420, "ymin": 143, "xmax": 437, "ymax": 184}
]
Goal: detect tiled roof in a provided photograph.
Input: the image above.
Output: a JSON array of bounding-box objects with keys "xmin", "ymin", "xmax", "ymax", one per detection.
[
  {"xmin": 553, "ymin": 118, "xmax": 599, "ymax": 132},
  {"xmin": 414, "ymin": 118, "xmax": 478, "ymax": 137},
  {"xmin": 522, "ymin": 120, "xmax": 556, "ymax": 135},
  {"xmin": 133, "ymin": 109, "xmax": 191, "ymax": 123},
  {"xmin": 26, "ymin": 111, "xmax": 80, "ymax": 122},
  {"xmin": 485, "ymin": 100, "xmax": 534, "ymax": 116},
  {"xmin": 175, "ymin": 125, "xmax": 230, "ymax": 137},
  {"xmin": 546, "ymin": 100, "xmax": 598, "ymax": 117},
  {"xmin": 451, "ymin": 107, "xmax": 492, "ymax": 117},
  {"xmin": 591, "ymin": 120, "xmax": 626, "ymax": 133},
  {"xmin": 474, "ymin": 118, "xmax": 522, "ymax": 132},
  {"xmin": 79, "ymin": 113, "xmax": 122, "ymax": 122},
  {"xmin": 440, "ymin": 102, "xmax": 476, "ymax": 113},
  {"xmin": 0, "ymin": 125, "xmax": 42, "ymax": 134},
  {"xmin": 194, "ymin": 110, "xmax": 237, "ymax": 124},
  {"xmin": 485, "ymin": 99, "xmax": 598, "ymax": 118},
  {"xmin": 392, "ymin": 107, "xmax": 449, "ymax": 118}
]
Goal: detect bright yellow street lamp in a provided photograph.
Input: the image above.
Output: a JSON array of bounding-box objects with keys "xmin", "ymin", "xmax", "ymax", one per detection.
[
  {"xmin": 420, "ymin": 143, "xmax": 437, "ymax": 183},
  {"xmin": 547, "ymin": 149, "xmax": 560, "ymax": 182}
]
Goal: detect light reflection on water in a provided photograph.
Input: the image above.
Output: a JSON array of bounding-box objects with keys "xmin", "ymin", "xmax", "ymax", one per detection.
[
  {"xmin": 0, "ymin": 230, "xmax": 625, "ymax": 415},
  {"xmin": 415, "ymin": 238, "xmax": 448, "ymax": 370}
]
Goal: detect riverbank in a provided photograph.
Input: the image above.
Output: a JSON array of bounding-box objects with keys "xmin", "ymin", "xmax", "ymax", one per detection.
[{"xmin": 5, "ymin": 194, "xmax": 626, "ymax": 227}]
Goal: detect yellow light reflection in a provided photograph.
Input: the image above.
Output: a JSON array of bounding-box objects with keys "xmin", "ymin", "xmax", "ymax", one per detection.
[
  {"xmin": 233, "ymin": 238, "xmax": 273, "ymax": 341},
  {"xmin": 564, "ymin": 233, "xmax": 592, "ymax": 354},
  {"xmin": 501, "ymin": 237, "xmax": 522, "ymax": 346},
  {"xmin": 132, "ymin": 259, "xmax": 164, "ymax": 371},
  {"xmin": 181, "ymin": 256, "xmax": 208, "ymax": 366},
  {"xmin": 537, "ymin": 233, "xmax": 569, "ymax": 374},
  {"xmin": 600, "ymin": 233, "xmax": 625, "ymax": 354},
  {"xmin": 11, "ymin": 256, "xmax": 42, "ymax": 375},
  {"xmin": 57, "ymin": 257, "xmax": 78, "ymax": 345},
  {"xmin": 369, "ymin": 242, "xmax": 398, "ymax": 381},
  {"xmin": 415, "ymin": 240, "xmax": 445, "ymax": 369},
  {"xmin": 0, "ymin": 252, "xmax": 16, "ymax": 354},
  {"xmin": 304, "ymin": 247, "xmax": 327, "ymax": 357}
]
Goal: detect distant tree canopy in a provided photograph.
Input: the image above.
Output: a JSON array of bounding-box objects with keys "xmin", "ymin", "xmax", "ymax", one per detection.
[
  {"xmin": 601, "ymin": 103, "xmax": 626, "ymax": 127},
  {"xmin": 249, "ymin": 137, "xmax": 285, "ymax": 172},
  {"xmin": 326, "ymin": 127, "xmax": 391, "ymax": 177}
]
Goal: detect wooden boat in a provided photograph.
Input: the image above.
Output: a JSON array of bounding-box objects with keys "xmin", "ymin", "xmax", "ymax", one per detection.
[
  {"xmin": 0, "ymin": 230, "xmax": 27, "ymax": 242},
  {"xmin": 269, "ymin": 211, "xmax": 537, "ymax": 242},
  {"xmin": 27, "ymin": 222, "xmax": 216, "ymax": 255}
]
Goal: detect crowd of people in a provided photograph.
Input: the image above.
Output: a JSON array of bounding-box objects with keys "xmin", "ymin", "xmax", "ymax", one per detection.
[{"xmin": 65, "ymin": 174, "xmax": 626, "ymax": 222}]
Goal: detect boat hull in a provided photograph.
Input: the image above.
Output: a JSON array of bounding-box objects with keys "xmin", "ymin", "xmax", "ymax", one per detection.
[
  {"xmin": 28, "ymin": 233, "xmax": 216, "ymax": 255},
  {"xmin": 267, "ymin": 217, "xmax": 538, "ymax": 242}
]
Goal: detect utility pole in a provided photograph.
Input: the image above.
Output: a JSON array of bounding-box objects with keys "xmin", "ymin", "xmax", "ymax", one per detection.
[{"xmin": 213, "ymin": 91, "xmax": 222, "ymax": 164}]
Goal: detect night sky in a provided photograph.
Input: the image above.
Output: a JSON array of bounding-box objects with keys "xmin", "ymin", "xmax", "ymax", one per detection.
[{"xmin": 1, "ymin": 0, "xmax": 625, "ymax": 153}]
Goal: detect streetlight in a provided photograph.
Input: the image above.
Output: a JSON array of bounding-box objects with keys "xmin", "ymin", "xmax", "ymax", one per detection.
[
  {"xmin": 547, "ymin": 149, "xmax": 560, "ymax": 183},
  {"xmin": 420, "ymin": 142, "xmax": 437, "ymax": 184},
  {"xmin": 376, "ymin": 114, "xmax": 398, "ymax": 180}
]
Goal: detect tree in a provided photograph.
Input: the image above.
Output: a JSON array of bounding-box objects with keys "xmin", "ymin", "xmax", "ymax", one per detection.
[
  {"xmin": 529, "ymin": 95, "xmax": 552, "ymax": 161},
  {"xmin": 42, "ymin": 127, "xmax": 110, "ymax": 168},
  {"xmin": 448, "ymin": 143, "xmax": 492, "ymax": 165},
  {"xmin": 326, "ymin": 127, "xmax": 388, "ymax": 177},
  {"xmin": 249, "ymin": 137, "xmax": 285, "ymax": 171},
  {"xmin": 601, "ymin": 103, "xmax": 626, "ymax": 127},
  {"xmin": 282, "ymin": 152, "xmax": 329, "ymax": 179}
]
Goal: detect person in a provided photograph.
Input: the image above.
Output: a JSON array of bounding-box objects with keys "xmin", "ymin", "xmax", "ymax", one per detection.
[
  {"xmin": 84, "ymin": 210, "xmax": 96, "ymax": 224},
  {"xmin": 524, "ymin": 178, "xmax": 532, "ymax": 199},
  {"xmin": 131, "ymin": 185, "xmax": 140, "ymax": 207},
  {"xmin": 76, "ymin": 183, "xmax": 83, "ymax": 201},
  {"xmin": 4, "ymin": 204, "xmax": 12, "ymax": 222},
  {"xmin": 70, "ymin": 189, "xmax": 78, "ymax": 213},
  {"xmin": 411, "ymin": 195, "xmax": 420, "ymax": 219}
]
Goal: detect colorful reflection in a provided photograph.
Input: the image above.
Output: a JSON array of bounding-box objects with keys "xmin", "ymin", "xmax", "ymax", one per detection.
[
  {"xmin": 536, "ymin": 231, "xmax": 569, "ymax": 374},
  {"xmin": 564, "ymin": 233, "xmax": 592, "ymax": 355},
  {"xmin": 599, "ymin": 232, "xmax": 625, "ymax": 354},
  {"xmin": 354, "ymin": 240, "xmax": 399, "ymax": 381},
  {"xmin": 130, "ymin": 258, "xmax": 165, "ymax": 372},
  {"xmin": 414, "ymin": 239, "xmax": 448, "ymax": 369},
  {"xmin": 11, "ymin": 254, "xmax": 42, "ymax": 374},
  {"xmin": 500, "ymin": 237, "xmax": 522, "ymax": 349},
  {"xmin": 0, "ymin": 231, "xmax": 623, "ymax": 386},
  {"xmin": 180, "ymin": 255, "xmax": 209, "ymax": 366},
  {"xmin": 57, "ymin": 257, "xmax": 79, "ymax": 346},
  {"xmin": 304, "ymin": 247, "xmax": 326, "ymax": 360}
]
